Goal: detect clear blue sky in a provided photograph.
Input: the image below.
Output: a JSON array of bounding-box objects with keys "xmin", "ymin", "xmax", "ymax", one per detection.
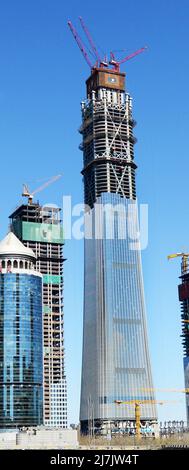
[{"xmin": 0, "ymin": 0, "xmax": 189, "ymax": 425}]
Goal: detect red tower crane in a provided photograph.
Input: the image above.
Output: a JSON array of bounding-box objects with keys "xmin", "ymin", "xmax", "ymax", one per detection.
[
  {"xmin": 68, "ymin": 17, "xmax": 147, "ymax": 72},
  {"xmin": 78, "ymin": 17, "xmax": 108, "ymax": 68},
  {"xmin": 109, "ymin": 47, "xmax": 147, "ymax": 72},
  {"xmin": 79, "ymin": 17, "xmax": 101, "ymax": 64},
  {"xmin": 68, "ymin": 20, "xmax": 93, "ymax": 69}
]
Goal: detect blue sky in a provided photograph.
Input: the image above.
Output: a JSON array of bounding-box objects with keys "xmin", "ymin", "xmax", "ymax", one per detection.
[{"xmin": 0, "ymin": 0, "xmax": 189, "ymax": 425}]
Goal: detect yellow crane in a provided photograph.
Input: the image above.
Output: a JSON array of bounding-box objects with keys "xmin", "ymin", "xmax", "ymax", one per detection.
[
  {"xmin": 141, "ymin": 387, "xmax": 189, "ymax": 393},
  {"xmin": 114, "ymin": 399, "xmax": 176, "ymax": 439},
  {"xmin": 167, "ymin": 252, "xmax": 189, "ymax": 275},
  {"xmin": 22, "ymin": 174, "xmax": 62, "ymax": 204}
]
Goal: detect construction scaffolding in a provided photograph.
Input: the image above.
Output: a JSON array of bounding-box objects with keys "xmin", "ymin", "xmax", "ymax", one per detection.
[{"xmin": 80, "ymin": 68, "xmax": 137, "ymax": 209}]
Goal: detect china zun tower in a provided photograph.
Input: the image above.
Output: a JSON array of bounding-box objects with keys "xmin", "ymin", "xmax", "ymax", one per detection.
[{"xmin": 79, "ymin": 66, "xmax": 157, "ymax": 433}]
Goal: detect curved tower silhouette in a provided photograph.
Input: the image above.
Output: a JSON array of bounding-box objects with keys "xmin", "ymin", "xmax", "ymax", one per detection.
[{"xmin": 79, "ymin": 66, "xmax": 157, "ymax": 433}]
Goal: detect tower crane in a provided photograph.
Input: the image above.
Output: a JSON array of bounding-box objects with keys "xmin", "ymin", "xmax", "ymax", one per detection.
[
  {"xmin": 109, "ymin": 47, "xmax": 147, "ymax": 72},
  {"xmin": 22, "ymin": 174, "xmax": 62, "ymax": 205},
  {"xmin": 168, "ymin": 252, "xmax": 189, "ymax": 275},
  {"xmin": 68, "ymin": 20, "xmax": 93, "ymax": 69},
  {"xmin": 114, "ymin": 399, "xmax": 177, "ymax": 439},
  {"xmin": 68, "ymin": 17, "xmax": 146, "ymax": 72},
  {"xmin": 78, "ymin": 17, "xmax": 108, "ymax": 67}
]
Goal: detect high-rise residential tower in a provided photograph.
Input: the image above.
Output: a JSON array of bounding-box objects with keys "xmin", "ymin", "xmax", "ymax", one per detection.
[
  {"xmin": 79, "ymin": 66, "xmax": 157, "ymax": 433},
  {"xmin": 0, "ymin": 232, "xmax": 43, "ymax": 428},
  {"xmin": 9, "ymin": 202, "xmax": 67, "ymax": 428}
]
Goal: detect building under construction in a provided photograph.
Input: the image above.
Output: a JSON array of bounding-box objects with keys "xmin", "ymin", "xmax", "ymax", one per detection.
[
  {"xmin": 9, "ymin": 198, "xmax": 67, "ymax": 428},
  {"xmin": 177, "ymin": 255, "xmax": 189, "ymax": 424},
  {"xmin": 69, "ymin": 18, "xmax": 157, "ymax": 434}
]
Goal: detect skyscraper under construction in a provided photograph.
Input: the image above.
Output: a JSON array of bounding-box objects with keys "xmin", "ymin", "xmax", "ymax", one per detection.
[
  {"xmin": 9, "ymin": 197, "xmax": 67, "ymax": 428},
  {"xmin": 170, "ymin": 253, "xmax": 189, "ymax": 424},
  {"xmin": 69, "ymin": 19, "xmax": 157, "ymax": 434},
  {"xmin": 178, "ymin": 264, "xmax": 189, "ymax": 425}
]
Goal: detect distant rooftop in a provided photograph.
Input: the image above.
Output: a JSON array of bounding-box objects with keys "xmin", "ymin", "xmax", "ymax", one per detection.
[{"xmin": 0, "ymin": 232, "xmax": 36, "ymax": 259}]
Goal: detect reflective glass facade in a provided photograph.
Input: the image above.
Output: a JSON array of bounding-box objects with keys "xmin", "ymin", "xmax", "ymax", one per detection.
[
  {"xmin": 80, "ymin": 193, "xmax": 157, "ymax": 429},
  {"xmin": 0, "ymin": 273, "xmax": 43, "ymax": 428}
]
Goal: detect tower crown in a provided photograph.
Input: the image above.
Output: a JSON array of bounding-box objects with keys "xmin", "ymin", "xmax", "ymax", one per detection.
[{"xmin": 86, "ymin": 68, "xmax": 125, "ymax": 98}]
